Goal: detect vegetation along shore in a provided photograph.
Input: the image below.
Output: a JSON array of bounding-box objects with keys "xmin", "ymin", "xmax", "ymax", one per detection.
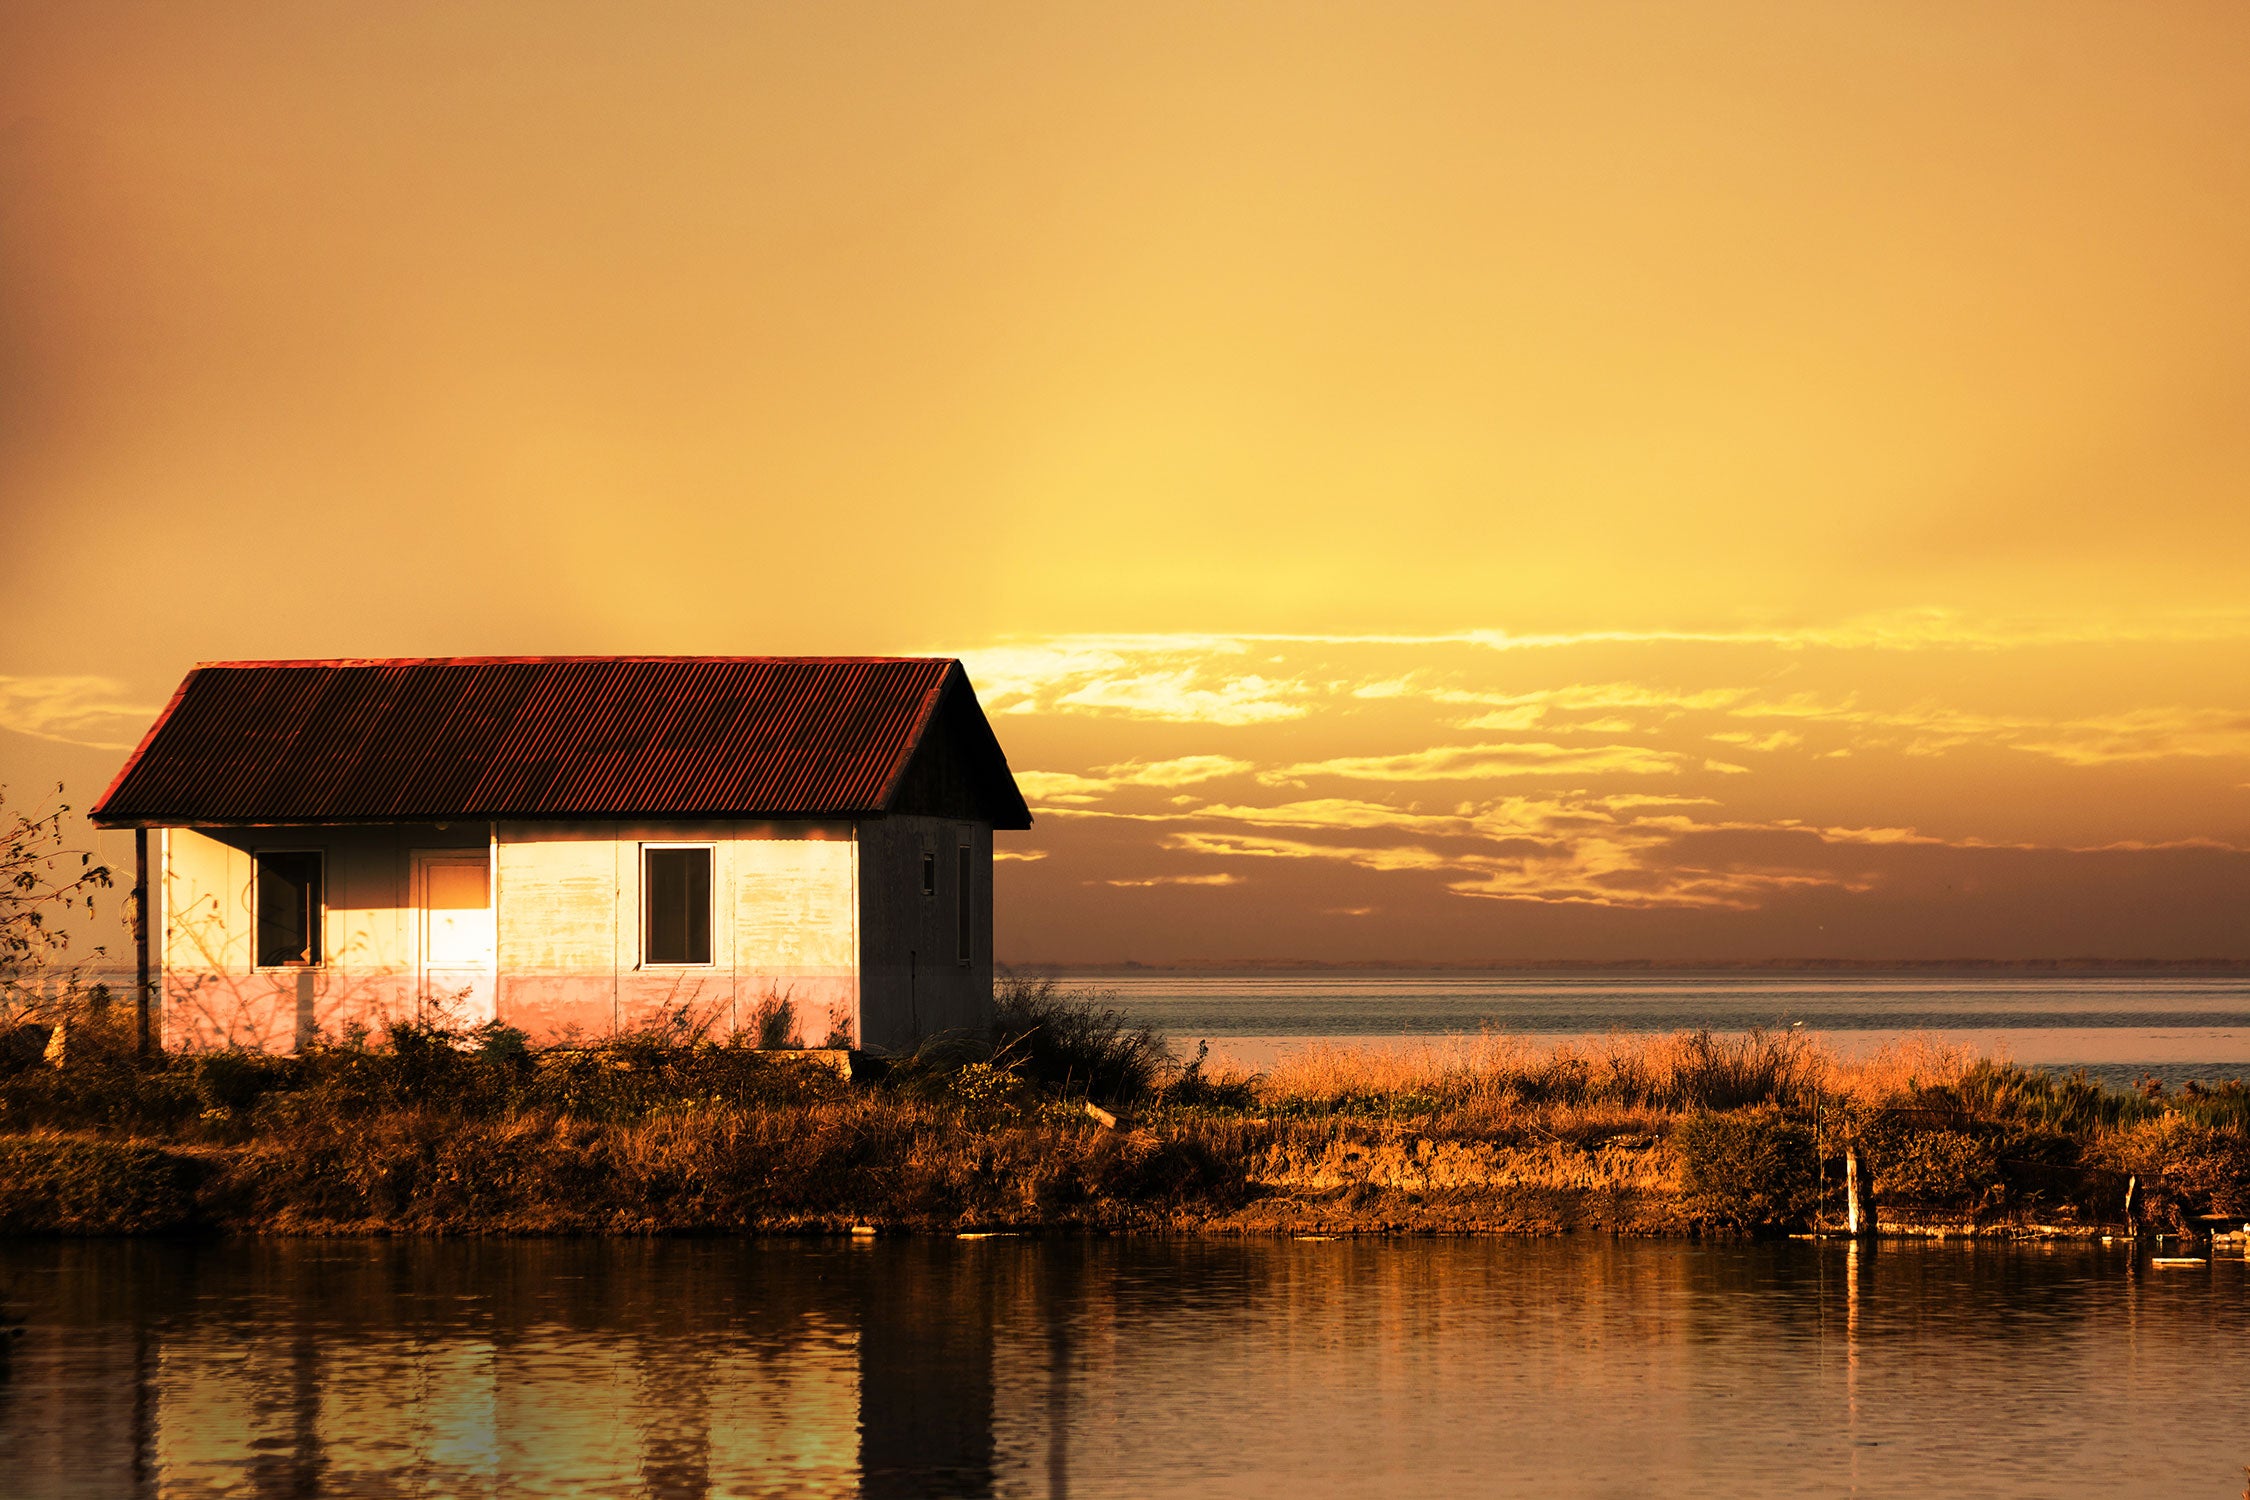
[{"xmin": 3, "ymin": 978, "xmax": 2248, "ymax": 1240}]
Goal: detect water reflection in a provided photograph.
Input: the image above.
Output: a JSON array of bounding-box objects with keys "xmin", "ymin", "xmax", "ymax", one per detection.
[{"xmin": 3, "ymin": 1236, "xmax": 2247, "ymax": 1497}]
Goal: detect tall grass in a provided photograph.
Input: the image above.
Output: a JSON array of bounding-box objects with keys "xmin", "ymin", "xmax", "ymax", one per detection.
[
  {"xmin": 990, "ymin": 973, "xmax": 1168, "ymax": 1102},
  {"xmin": 1251, "ymin": 1028, "xmax": 1852, "ymax": 1117}
]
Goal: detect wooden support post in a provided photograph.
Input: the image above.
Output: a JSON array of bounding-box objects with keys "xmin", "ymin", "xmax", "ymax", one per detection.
[
  {"xmin": 1846, "ymin": 1146, "xmax": 1872, "ymax": 1238},
  {"xmin": 2124, "ymin": 1173, "xmax": 2139, "ymax": 1236},
  {"xmin": 133, "ymin": 827, "xmax": 152, "ymax": 1060}
]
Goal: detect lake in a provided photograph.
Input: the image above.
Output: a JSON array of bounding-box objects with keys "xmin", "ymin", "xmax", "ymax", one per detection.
[
  {"xmin": 1067, "ymin": 971, "xmax": 2250, "ymax": 1087},
  {"xmin": 3, "ymin": 1237, "xmax": 2247, "ymax": 1497}
]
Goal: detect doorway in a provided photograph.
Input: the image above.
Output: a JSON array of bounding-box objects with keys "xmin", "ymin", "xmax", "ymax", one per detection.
[{"xmin": 412, "ymin": 851, "xmax": 495, "ymax": 1025}]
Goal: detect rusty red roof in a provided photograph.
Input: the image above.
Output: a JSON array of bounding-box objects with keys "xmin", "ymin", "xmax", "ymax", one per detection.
[{"xmin": 91, "ymin": 657, "xmax": 1031, "ymax": 829}]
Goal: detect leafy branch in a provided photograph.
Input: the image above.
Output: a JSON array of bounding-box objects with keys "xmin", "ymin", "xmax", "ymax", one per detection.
[{"xmin": 1, "ymin": 783, "xmax": 115, "ymax": 1025}]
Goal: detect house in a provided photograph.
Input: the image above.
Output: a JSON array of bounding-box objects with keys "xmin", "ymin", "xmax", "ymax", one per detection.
[{"xmin": 89, "ymin": 656, "xmax": 1032, "ymax": 1053}]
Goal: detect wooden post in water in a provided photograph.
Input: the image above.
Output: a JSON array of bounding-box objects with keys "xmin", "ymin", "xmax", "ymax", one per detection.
[
  {"xmin": 1845, "ymin": 1146, "xmax": 1872, "ymax": 1238},
  {"xmin": 2124, "ymin": 1173, "xmax": 2139, "ymax": 1237}
]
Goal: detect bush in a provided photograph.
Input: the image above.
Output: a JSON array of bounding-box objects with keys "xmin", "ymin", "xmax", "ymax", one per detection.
[
  {"xmin": 0, "ymin": 1135, "xmax": 206, "ymax": 1233},
  {"xmin": 749, "ymin": 991, "xmax": 801, "ymax": 1050},
  {"xmin": 1673, "ymin": 1108, "xmax": 1818, "ymax": 1232},
  {"xmin": 992, "ymin": 973, "xmax": 1167, "ymax": 1102},
  {"xmin": 1861, "ymin": 1123, "xmax": 2004, "ymax": 1211},
  {"xmin": 2091, "ymin": 1118, "xmax": 2250, "ymax": 1228},
  {"xmin": 0, "ymin": 1024, "xmax": 52, "ymax": 1076},
  {"xmin": 1665, "ymin": 1029, "xmax": 1818, "ymax": 1112},
  {"xmin": 195, "ymin": 1050, "xmax": 295, "ymax": 1114}
]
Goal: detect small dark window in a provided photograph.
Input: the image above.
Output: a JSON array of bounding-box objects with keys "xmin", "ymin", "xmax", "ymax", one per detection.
[
  {"xmin": 644, "ymin": 847, "xmax": 712, "ymax": 965},
  {"xmin": 256, "ymin": 850, "xmax": 324, "ymax": 968},
  {"xmin": 955, "ymin": 844, "xmax": 973, "ymax": 964},
  {"xmin": 921, "ymin": 851, "xmax": 936, "ymax": 898}
]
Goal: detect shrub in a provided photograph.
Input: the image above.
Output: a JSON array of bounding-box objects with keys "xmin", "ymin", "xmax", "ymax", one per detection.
[
  {"xmin": 0, "ymin": 1024, "xmax": 52, "ymax": 1076},
  {"xmin": 194, "ymin": 1049, "xmax": 295, "ymax": 1114},
  {"xmin": 947, "ymin": 1060, "xmax": 1028, "ymax": 1114},
  {"xmin": 0, "ymin": 1135, "xmax": 206, "ymax": 1233},
  {"xmin": 2091, "ymin": 1118, "xmax": 2250, "ymax": 1228},
  {"xmin": 749, "ymin": 990, "xmax": 801, "ymax": 1050},
  {"xmin": 1861, "ymin": 1123, "xmax": 2004, "ymax": 1211},
  {"xmin": 992, "ymin": 973, "xmax": 1166, "ymax": 1102},
  {"xmin": 1664, "ymin": 1029, "xmax": 1818, "ymax": 1112},
  {"xmin": 1673, "ymin": 1108, "xmax": 1818, "ymax": 1232}
]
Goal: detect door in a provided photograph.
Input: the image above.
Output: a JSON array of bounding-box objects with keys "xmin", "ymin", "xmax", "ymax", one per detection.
[{"xmin": 414, "ymin": 851, "xmax": 495, "ymax": 1025}]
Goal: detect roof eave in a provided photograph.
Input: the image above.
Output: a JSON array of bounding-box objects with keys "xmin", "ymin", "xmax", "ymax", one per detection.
[{"xmin": 90, "ymin": 807, "xmax": 884, "ymax": 830}]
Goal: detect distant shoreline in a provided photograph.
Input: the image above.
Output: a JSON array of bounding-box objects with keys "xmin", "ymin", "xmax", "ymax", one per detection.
[{"xmin": 1006, "ymin": 957, "xmax": 2250, "ymax": 977}]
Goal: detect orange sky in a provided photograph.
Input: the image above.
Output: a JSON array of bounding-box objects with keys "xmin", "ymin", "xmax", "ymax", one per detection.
[{"xmin": 3, "ymin": 2, "xmax": 2247, "ymax": 960}]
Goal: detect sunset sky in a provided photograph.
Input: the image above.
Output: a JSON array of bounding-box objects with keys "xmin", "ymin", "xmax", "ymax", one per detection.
[{"xmin": 4, "ymin": 2, "xmax": 2247, "ymax": 961}]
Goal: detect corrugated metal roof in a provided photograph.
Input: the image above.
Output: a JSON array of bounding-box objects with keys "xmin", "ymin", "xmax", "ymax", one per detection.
[{"xmin": 91, "ymin": 656, "xmax": 1030, "ymax": 827}]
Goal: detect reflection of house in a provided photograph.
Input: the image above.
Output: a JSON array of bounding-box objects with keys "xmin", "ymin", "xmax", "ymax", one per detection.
[
  {"xmin": 11, "ymin": 1240, "xmax": 1012, "ymax": 1498},
  {"xmin": 90, "ymin": 657, "xmax": 1031, "ymax": 1052}
]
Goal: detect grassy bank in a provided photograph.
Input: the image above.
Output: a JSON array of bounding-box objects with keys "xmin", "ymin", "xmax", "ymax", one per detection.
[{"xmin": 3, "ymin": 982, "xmax": 2247, "ymax": 1238}]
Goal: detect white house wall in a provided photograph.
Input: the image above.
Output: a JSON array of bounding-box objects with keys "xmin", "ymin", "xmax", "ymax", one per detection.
[
  {"xmin": 160, "ymin": 821, "xmax": 863, "ymax": 1051},
  {"xmin": 160, "ymin": 824, "xmax": 476, "ymax": 1051},
  {"xmin": 494, "ymin": 821, "xmax": 860, "ymax": 1045},
  {"xmin": 729, "ymin": 829, "xmax": 860, "ymax": 1045}
]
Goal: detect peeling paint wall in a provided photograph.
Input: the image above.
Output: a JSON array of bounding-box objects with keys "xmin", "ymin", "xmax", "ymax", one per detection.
[
  {"xmin": 160, "ymin": 824, "xmax": 478, "ymax": 1051},
  {"xmin": 494, "ymin": 821, "xmax": 860, "ymax": 1045},
  {"xmin": 159, "ymin": 821, "xmax": 866, "ymax": 1051}
]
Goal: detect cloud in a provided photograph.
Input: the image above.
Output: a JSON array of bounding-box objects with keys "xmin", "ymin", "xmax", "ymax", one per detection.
[
  {"xmin": 1016, "ymin": 755, "xmax": 1255, "ymax": 806},
  {"xmin": 958, "ymin": 640, "xmax": 1306, "ymax": 724},
  {"xmin": 1708, "ymin": 729, "xmax": 1804, "ymax": 752},
  {"xmin": 1191, "ymin": 799, "xmax": 1483, "ymax": 834},
  {"xmin": 1012, "ymin": 771, "xmax": 1113, "ymax": 805},
  {"xmin": 1264, "ymin": 741, "xmax": 1696, "ymax": 784},
  {"xmin": 1457, "ymin": 705, "xmax": 1547, "ymax": 731},
  {"xmin": 1155, "ymin": 825, "xmax": 1867, "ymax": 910},
  {"xmin": 1102, "ymin": 755, "xmax": 1256, "ymax": 786},
  {"xmin": 1162, "ymin": 830, "xmax": 1460, "ymax": 874},
  {"xmin": 960, "ymin": 631, "xmax": 2250, "ymax": 773},
  {"xmin": 992, "ymin": 848, "xmax": 1048, "ymax": 862},
  {"xmin": 1053, "ymin": 671, "xmax": 1305, "ymax": 725},
  {"xmin": 0, "ymin": 676, "xmax": 159, "ymax": 751},
  {"xmin": 1723, "ymin": 696, "xmax": 2250, "ymax": 766},
  {"xmin": 1095, "ymin": 872, "xmax": 1243, "ymax": 887},
  {"xmin": 957, "ymin": 625, "xmax": 2250, "ymax": 931},
  {"xmin": 957, "ymin": 614, "xmax": 2250, "ymax": 680}
]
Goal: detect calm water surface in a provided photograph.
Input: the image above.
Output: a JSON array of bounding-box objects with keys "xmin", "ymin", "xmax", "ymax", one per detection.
[
  {"xmin": 3, "ymin": 1237, "xmax": 2247, "ymax": 1498},
  {"xmin": 1078, "ymin": 973, "xmax": 2250, "ymax": 1086}
]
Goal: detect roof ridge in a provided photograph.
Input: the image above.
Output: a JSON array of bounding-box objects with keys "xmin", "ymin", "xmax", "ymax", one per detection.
[{"xmin": 190, "ymin": 654, "xmax": 957, "ymax": 669}]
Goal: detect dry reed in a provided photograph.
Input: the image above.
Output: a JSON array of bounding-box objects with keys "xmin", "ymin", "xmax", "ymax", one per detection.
[{"xmin": 1240, "ymin": 1028, "xmax": 1976, "ymax": 1116}]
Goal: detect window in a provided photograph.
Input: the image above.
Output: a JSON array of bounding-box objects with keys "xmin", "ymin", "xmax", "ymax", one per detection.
[
  {"xmin": 955, "ymin": 844, "xmax": 973, "ymax": 964},
  {"xmin": 255, "ymin": 850, "xmax": 324, "ymax": 968},
  {"xmin": 921, "ymin": 850, "xmax": 936, "ymax": 898},
  {"xmin": 643, "ymin": 846, "xmax": 712, "ymax": 965}
]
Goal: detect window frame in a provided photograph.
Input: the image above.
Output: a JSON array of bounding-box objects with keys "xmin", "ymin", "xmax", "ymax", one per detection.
[
  {"xmin": 252, "ymin": 847, "xmax": 327, "ymax": 971},
  {"xmin": 640, "ymin": 842, "xmax": 717, "ymax": 969}
]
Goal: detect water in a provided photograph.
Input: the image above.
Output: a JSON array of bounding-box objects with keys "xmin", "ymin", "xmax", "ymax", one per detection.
[
  {"xmin": 4, "ymin": 1237, "xmax": 2248, "ymax": 1497},
  {"xmin": 1069, "ymin": 972, "xmax": 2250, "ymax": 1088}
]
